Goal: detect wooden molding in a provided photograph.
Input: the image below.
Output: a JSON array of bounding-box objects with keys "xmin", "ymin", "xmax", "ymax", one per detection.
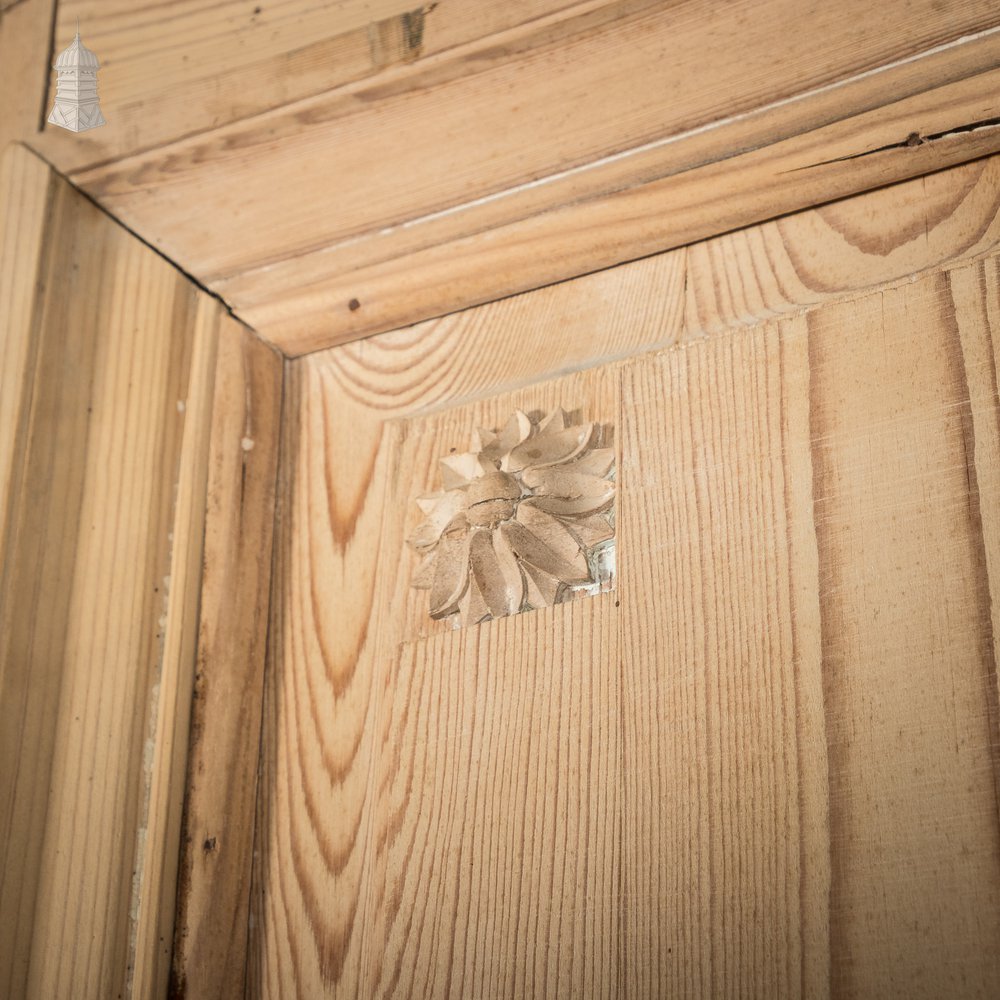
[{"xmin": 19, "ymin": 0, "xmax": 1000, "ymax": 354}]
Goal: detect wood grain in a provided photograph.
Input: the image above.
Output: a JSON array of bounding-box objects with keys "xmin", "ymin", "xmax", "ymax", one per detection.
[
  {"xmin": 36, "ymin": 0, "xmax": 594, "ymax": 171},
  {"xmin": 683, "ymin": 155, "xmax": 1000, "ymax": 339},
  {"xmin": 310, "ymin": 246, "xmax": 685, "ymax": 416},
  {"xmin": 25, "ymin": 0, "xmax": 1000, "ymax": 350},
  {"xmin": 227, "ymin": 60, "xmax": 1000, "ymax": 353},
  {"xmin": 370, "ymin": 595, "xmax": 619, "ymax": 998},
  {"xmin": 0, "ymin": 0, "xmax": 55, "ymax": 152},
  {"xmin": 252, "ymin": 364, "xmax": 618, "ymax": 996},
  {"xmin": 619, "ymin": 316, "xmax": 829, "ymax": 997},
  {"xmin": 807, "ymin": 270, "xmax": 1000, "ymax": 996},
  {"xmin": 0, "ymin": 143, "xmax": 232, "ymax": 1000},
  {"xmin": 250, "ymin": 174, "xmax": 1000, "ymax": 995},
  {"xmin": 169, "ymin": 322, "xmax": 283, "ymax": 1000},
  {"xmin": 251, "ymin": 361, "xmax": 402, "ymax": 997}
]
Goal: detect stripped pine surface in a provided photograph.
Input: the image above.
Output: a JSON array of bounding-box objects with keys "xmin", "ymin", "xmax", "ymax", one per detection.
[
  {"xmin": 23, "ymin": 0, "xmax": 1000, "ymax": 349},
  {"xmin": 168, "ymin": 326, "xmax": 283, "ymax": 1000},
  {"xmin": 0, "ymin": 0, "xmax": 53, "ymax": 153},
  {"xmin": 0, "ymin": 143, "xmax": 238, "ymax": 1000},
  {"xmin": 249, "ymin": 161, "xmax": 1000, "ymax": 995},
  {"xmin": 37, "ymin": 0, "xmax": 593, "ymax": 170}
]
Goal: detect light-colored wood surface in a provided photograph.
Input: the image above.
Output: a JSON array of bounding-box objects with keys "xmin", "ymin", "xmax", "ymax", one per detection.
[
  {"xmin": 249, "ymin": 155, "xmax": 1000, "ymax": 995},
  {"xmin": 618, "ymin": 315, "xmax": 829, "ymax": 997},
  {"xmin": 0, "ymin": 143, "xmax": 239, "ymax": 1000},
  {"xmin": 223, "ymin": 53, "xmax": 1000, "ymax": 353},
  {"xmin": 37, "ymin": 0, "xmax": 590, "ymax": 170},
  {"xmin": 22, "ymin": 0, "xmax": 1000, "ymax": 350},
  {"xmin": 169, "ymin": 322, "xmax": 283, "ymax": 1000},
  {"xmin": 0, "ymin": 0, "xmax": 54, "ymax": 152},
  {"xmin": 806, "ymin": 267, "xmax": 1000, "ymax": 996}
]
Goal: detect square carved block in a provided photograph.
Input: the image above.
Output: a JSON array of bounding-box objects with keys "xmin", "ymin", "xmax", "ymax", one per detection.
[{"xmin": 408, "ymin": 407, "xmax": 616, "ymax": 628}]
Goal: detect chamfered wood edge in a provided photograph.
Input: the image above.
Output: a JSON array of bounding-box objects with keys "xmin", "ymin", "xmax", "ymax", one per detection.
[{"xmin": 167, "ymin": 326, "xmax": 284, "ymax": 1000}]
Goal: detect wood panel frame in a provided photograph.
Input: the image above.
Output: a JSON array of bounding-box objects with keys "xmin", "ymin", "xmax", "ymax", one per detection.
[
  {"xmin": 4, "ymin": 81, "xmax": 1000, "ymax": 1000},
  {"xmin": 182, "ymin": 151, "xmax": 1000, "ymax": 998}
]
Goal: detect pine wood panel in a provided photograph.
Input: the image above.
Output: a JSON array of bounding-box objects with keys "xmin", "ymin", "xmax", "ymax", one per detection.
[
  {"xmin": 254, "ymin": 365, "xmax": 618, "ymax": 996},
  {"xmin": 168, "ymin": 325, "xmax": 283, "ymax": 999},
  {"xmin": 806, "ymin": 269, "xmax": 1000, "ymax": 996},
  {"xmin": 0, "ymin": 144, "xmax": 237, "ymax": 1000},
  {"xmin": 26, "ymin": 0, "xmax": 1000, "ymax": 351},
  {"xmin": 251, "ymin": 362, "xmax": 402, "ymax": 997},
  {"xmin": 305, "ymin": 246, "xmax": 685, "ymax": 417},
  {"xmin": 252, "ymin": 216, "xmax": 1000, "ymax": 997},
  {"xmin": 618, "ymin": 317, "xmax": 829, "ymax": 997},
  {"xmin": 0, "ymin": 0, "xmax": 54, "ymax": 152},
  {"xmin": 683, "ymin": 154, "xmax": 1000, "ymax": 339},
  {"xmin": 371, "ymin": 596, "xmax": 619, "ymax": 998},
  {"xmin": 38, "ymin": 0, "xmax": 594, "ymax": 170}
]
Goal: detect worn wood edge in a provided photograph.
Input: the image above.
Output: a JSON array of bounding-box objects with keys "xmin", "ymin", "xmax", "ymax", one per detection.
[
  {"xmin": 127, "ymin": 297, "xmax": 223, "ymax": 1000},
  {"xmin": 0, "ymin": 139, "xmax": 283, "ymax": 998},
  {"xmin": 219, "ymin": 27, "xmax": 1000, "ymax": 308},
  {"xmin": 168, "ymin": 326, "xmax": 284, "ymax": 1000},
  {"xmin": 230, "ymin": 59, "xmax": 1000, "ymax": 354},
  {"xmin": 67, "ymin": 10, "xmax": 1000, "ymax": 280},
  {"xmin": 35, "ymin": 0, "xmax": 657, "ymax": 175},
  {"xmin": 0, "ymin": 0, "xmax": 56, "ymax": 152},
  {"xmin": 0, "ymin": 144, "xmax": 53, "ymax": 575}
]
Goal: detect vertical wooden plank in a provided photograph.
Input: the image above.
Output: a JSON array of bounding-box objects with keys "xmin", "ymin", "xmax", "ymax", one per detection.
[
  {"xmin": 0, "ymin": 0, "xmax": 56, "ymax": 152},
  {"xmin": 808, "ymin": 273, "xmax": 1000, "ymax": 996},
  {"xmin": 250, "ymin": 360, "xmax": 398, "ymax": 998},
  {"xmin": 618, "ymin": 319, "xmax": 830, "ymax": 997},
  {"xmin": 365, "ymin": 371, "xmax": 621, "ymax": 998},
  {"xmin": 129, "ymin": 297, "xmax": 221, "ymax": 1000},
  {"xmin": 169, "ymin": 322, "xmax": 283, "ymax": 1000},
  {"xmin": 372, "ymin": 596, "xmax": 619, "ymax": 999},
  {"xmin": 0, "ymin": 144, "xmax": 229, "ymax": 999},
  {"xmin": 949, "ymin": 256, "xmax": 1000, "ymax": 684},
  {"xmin": 0, "ymin": 145, "xmax": 53, "ymax": 575}
]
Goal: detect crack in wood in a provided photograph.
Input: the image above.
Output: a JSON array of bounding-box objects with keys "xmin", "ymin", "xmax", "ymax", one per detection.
[{"xmin": 790, "ymin": 116, "xmax": 1000, "ymax": 171}]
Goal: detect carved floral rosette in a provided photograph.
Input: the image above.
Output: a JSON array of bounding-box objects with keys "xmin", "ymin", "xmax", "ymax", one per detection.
[{"xmin": 408, "ymin": 408, "xmax": 616, "ymax": 626}]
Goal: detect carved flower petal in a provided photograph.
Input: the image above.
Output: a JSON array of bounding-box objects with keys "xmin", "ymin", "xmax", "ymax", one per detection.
[
  {"xmin": 440, "ymin": 451, "xmax": 487, "ymax": 489},
  {"xmin": 519, "ymin": 468, "xmax": 615, "ymax": 506},
  {"xmin": 408, "ymin": 489, "xmax": 469, "ymax": 549},
  {"xmin": 503, "ymin": 423, "xmax": 594, "ymax": 473},
  {"xmin": 494, "ymin": 410, "xmax": 534, "ymax": 457},
  {"xmin": 516, "ymin": 503, "xmax": 588, "ymax": 569},
  {"xmin": 429, "ymin": 531, "xmax": 471, "ymax": 617},
  {"xmin": 537, "ymin": 408, "xmax": 567, "ymax": 433},
  {"xmin": 416, "ymin": 492, "xmax": 443, "ymax": 515},
  {"xmin": 469, "ymin": 528, "xmax": 524, "ymax": 619},
  {"xmin": 562, "ymin": 512, "xmax": 615, "ymax": 548},
  {"xmin": 501, "ymin": 520, "xmax": 588, "ymax": 583},
  {"xmin": 566, "ymin": 447, "xmax": 615, "ymax": 478},
  {"xmin": 412, "ymin": 551, "xmax": 436, "ymax": 590},
  {"xmin": 471, "ymin": 427, "xmax": 498, "ymax": 453},
  {"xmin": 526, "ymin": 492, "xmax": 614, "ymax": 518},
  {"xmin": 459, "ymin": 571, "xmax": 490, "ymax": 627},
  {"xmin": 523, "ymin": 563, "xmax": 562, "ymax": 608}
]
